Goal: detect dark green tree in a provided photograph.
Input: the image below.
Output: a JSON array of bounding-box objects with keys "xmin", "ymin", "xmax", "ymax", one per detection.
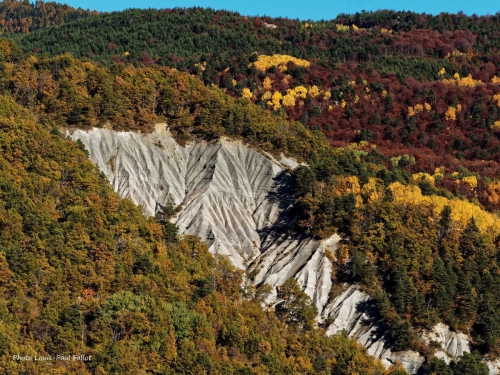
[{"xmin": 275, "ymin": 278, "xmax": 317, "ymax": 331}]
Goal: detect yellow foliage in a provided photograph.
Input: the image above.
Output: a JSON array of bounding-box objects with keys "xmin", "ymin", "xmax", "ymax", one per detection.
[
  {"xmin": 380, "ymin": 28, "xmax": 392, "ymax": 34},
  {"xmin": 382, "ymin": 90, "xmax": 387, "ymax": 97},
  {"xmin": 368, "ymin": 190, "xmax": 382, "ymax": 204},
  {"xmin": 438, "ymin": 68, "xmax": 446, "ymax": 76},
  {"xmin": 412, "ymin": 172, "xmax": 435, "ymax": 186},
  {"xmin": 354, "ymin": 95, "xmax": 359, "ymax": 104},
  {"xmin": 262, "ymin": 91, "xmax": 272, "ymax": 100},
  {"xmin": 26, "ymin": 55, "xmax": 38, "ymax": 65},
  {"xmin": 337, "ymin": 245, "xmax": 350, "ymax": 264},
  {"xmin": 492, "ymin": 93, "xmax": 500, "ymax": 108},
  {"xmin": 123, "ymin": 51, "xmax": 130, "ymax": 57},
  {"xmin": 267, "ymin": 91, "xmax": 283, "ymax": 110},
  {"xmin": 351, "ymin": 24, "xmax": 359, "ymax": 31},
  {"xmin": 362, "ymin": 177, "xmax": 378, "ymax": 193},
  {"xmin": 409, "ymin": 104, "xmax": 425, "ymax": 117},
  {"xmin": 336, "ymin": 176, "xmax": 361, "ymax": 194},
  {"xmin": 487, "ymin": 181, "xmax": 500, "ymax": 206},
  {"xmin": 231, "ymin": 79, "xmax": 237, "ymax": 86},
  {"xmin": 271, "ymin": 91, "xmax": 283, "ymax": 102},
  {"xmin": 341, "ymin": 100, "xmax": 346, "ymax": 108},
  {"xmin": 334, "ymin": 176, "xmax": 363, "ymax": 206},
  {"xmin": 362, "ymin": 178, "xmax": 382, "ymax": 204},
  {"xmin": 442, "ymin": 73, "xmax": 482, "ymax": 87},
  {"xmin": 434, "ymin": 167, "xmax": 445, "ymax": 178},
  {"xmin": 323, "ymin": 91, "xmax": 331, "ymax": 101},
  {"xmin": 282, "ymin": 90, "xmax": 296, "ymax": 107},
  {"xmin": 328, "ymin": 105, "xmax": 333, "ymax": 111},
  {"xmin": 294, "ymin": 85, "xmax": 308, "ymax": 99},
  {"xmin": 82, "ymin": 61, "xmax": 94, "ymax": 71},
  {"xmin": 241, "ymin": 87, "xmax": 253, "ymax": 100},
  {"xmin": 460, "ymin": 175, "xmax": 478, "ymax": 190},
  {"xmin": 445, "ymin": 106, "xmax": 457, "ymax": 121},
  {"xmin": 254, "ymin": 54, "xmax": 310, "ymax": 72},
  {"xmin": 293, "ymin": 356, "xmax": 312, "ymax": 373},
  {"xmin": 263, "ymin": 77, "xmax": 273, "ymax": 90},
  {"xmin": 456, "ymin": 103, "xmax": 462, "ymax": 113},
  {"xmin": 0, "ymin": 40, "xmax": 14, "ymax": 60},
  {"xmin": 490, "ymin": 120, "xmax": 500, "ymax": 131},
  {"xmin": 309, "ymin": 85, "xmax": 320, "ymax": 98},
  {"xmin": 282, "ymin": 74, "xmax": 291, "ymax": 85},
  {"xmin": 336, "ymin": 24, "xmax": 350, "ymax": 32},
  {"xmin": 424, "ymin": 102, "xmax": 431, "ymax": 111},
  {"xmin": 491, "ymin": 76, "xmax": 500, "ymax": 84},
  {"xmin": 390, "ymin": 182, "xmax": 500, "ymax": 234}
]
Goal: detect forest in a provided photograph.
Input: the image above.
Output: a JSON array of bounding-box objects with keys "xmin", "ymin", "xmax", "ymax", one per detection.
[
  {"xmin": 5, "ymin": 5, "xmax": 500, "ymax": 210},
  {"xmin": 0, "ymin": 1, "xmax": 499, "ymax": 374},
  {"xmin": 0, "ymin": 85, "xmax": 405, "ymax": 374}
]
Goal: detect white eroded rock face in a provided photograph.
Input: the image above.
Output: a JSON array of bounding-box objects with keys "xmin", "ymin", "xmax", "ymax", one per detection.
[
  {"xmin": 250, "ymin": 234, "xmax": 338, "ymax": 313},
  {"xmin": 71, "ymin": 127, "xmax": 498, "ymax": 374},
  {"xmin": 324, "ymin": 286, "xmax": 424, "ymax": 373},
  {"xmin": 422, "ymin": 322, "xmax": 470, "ymax": 362},
  {"xmin": 70, "ymin": 126, "xmax": 338, "ymax": 311},
  {"xmin": 71, "ymin": 126, "xmax": 287, "ymax": 269}
]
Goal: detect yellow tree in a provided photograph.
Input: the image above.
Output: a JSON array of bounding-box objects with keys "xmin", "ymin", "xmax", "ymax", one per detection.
[
  {"xmin": 445, "ymin": 106, "xmax": 456, "ymax": 121},
  {"xmin": 262, "ymin": 77, "xmax": 273, "ymax": 90},
  {"xmin": 268, "ymin": 91, "xmax": 283, "ymax": 110},
  {"xmin": 241, "ymin": 87, "xmax": 253, "ymax": 100}
]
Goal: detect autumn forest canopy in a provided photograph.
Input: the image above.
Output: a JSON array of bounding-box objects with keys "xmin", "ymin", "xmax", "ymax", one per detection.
[{"xmin": 0, "ymin": 1, "xmax": 500, "ymax": 374}]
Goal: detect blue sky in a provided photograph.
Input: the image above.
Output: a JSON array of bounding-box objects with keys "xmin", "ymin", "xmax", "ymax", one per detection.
[{"xmin": 54, "ymin": 0, "xmax": 498, "ymax": 20}]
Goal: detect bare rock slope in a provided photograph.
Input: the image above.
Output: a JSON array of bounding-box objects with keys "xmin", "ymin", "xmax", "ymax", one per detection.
[{"xmin": 71, "ymin": 127, "xmax": 498, "ymax": 374}]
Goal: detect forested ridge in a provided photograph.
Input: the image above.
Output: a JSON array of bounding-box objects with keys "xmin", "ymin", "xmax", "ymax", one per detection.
[
  {"xmin": 0, "ymin": 0, "xmax": 96, "ymax": 33},
  {"xmin": 0, "ymin": 2, "xmax": 500, "ymax": 374},
  {"xmin": 5, "ymin": 6, "xmax": 500, "ymax": 210}
]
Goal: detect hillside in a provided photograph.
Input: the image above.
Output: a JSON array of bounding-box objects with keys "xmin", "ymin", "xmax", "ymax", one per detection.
[
  {"xmin": 70, "ymin": 125, "xmax": 499, "ymax": 373},
  {"xmin": 0, "ymin": 4, "xmax": 500, "ymax": 374},
  {"xmin": 5, "ymin": 7, "xmax": 500, "ymax": 211},
  {"xmin": 0, "ymin": 0, "xmax": 96, "ymax": 33},
  {"xmin": 0, "ymin": 91, "xmax": 401, "ymax": 374}
]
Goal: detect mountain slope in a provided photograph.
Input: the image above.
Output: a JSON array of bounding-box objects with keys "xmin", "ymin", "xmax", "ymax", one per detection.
[
  {"xmin": 5, "ymin": 9, "xmax": 500, "ymax": 208},
  {"xmin": 2, "ymin": 10, "xmax": 500, "ymax": 374},
  {"xmin": 0, "ymin": 94, "xmax": 396, "ymax": 375},
  {"xmin": 71, "ymin": 125, "xmax": 500, "ymax": 374},
  {"xmin": 0, "ymin": 1, "xmax": 96, "ymax": 34}
]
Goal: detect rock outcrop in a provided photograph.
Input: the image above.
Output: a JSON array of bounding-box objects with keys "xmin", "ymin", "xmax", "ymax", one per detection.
[
  {"xmin": 422, "ymin": 323, "xmax": 470, "ymax": 362},
  {"xmin": 71, "ymin": 125, "xmax": 291, "ymax": 269},
  {"xmin": 70, "ymin": 127, "xmax": 499, "ymax": 374},
  {"xmin": 70, "ymin": 126, "xmax": 339, "ymax": 312}
]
